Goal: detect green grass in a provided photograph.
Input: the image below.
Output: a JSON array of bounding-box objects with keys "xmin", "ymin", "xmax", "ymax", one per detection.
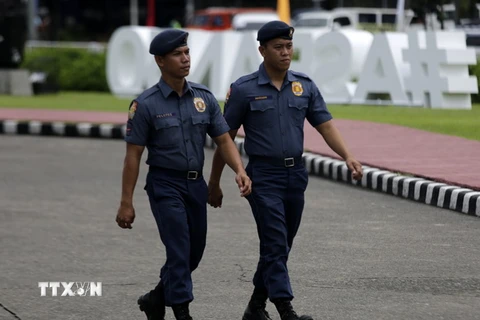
[
  {"xmin": 0, "ymin": 92, "xmax": 130, "ymax": 112},
  {"xmin": 1, "ymin": 92, "xmax": 479, "ymax": 141},
  {"xmin": 328, "ymin": 104, "xmax": 480, "ymax": 141}
]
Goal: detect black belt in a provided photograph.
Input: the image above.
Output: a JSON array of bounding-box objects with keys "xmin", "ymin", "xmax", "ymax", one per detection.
[
  {"xmin": 249, "ymin": 156, "xmax": 303, "ymax": 167},
  {"xmin": 149, "ymin": 167, "xmax": 203, "ymax": 180}
]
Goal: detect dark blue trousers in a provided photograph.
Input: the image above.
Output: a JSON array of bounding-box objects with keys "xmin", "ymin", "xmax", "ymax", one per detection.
[
  {"xmin": 245, "ymin": 160, "xmax": 308, "ymax": 301},
  {"xmin": 145, "ymin": 167, "xmax": 208, "ymax": 306}
]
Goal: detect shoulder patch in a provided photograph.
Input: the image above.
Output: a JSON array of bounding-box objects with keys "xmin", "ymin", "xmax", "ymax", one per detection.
[
  {"xmin": 290, "ymin": 70, "xmax": 311, "ymax": 80},
  {"xmin": 225, "ymin": 87, "xmax": 231, "ymax": 103},
  {"xmin": 128, "ymin": 101, "xmax": 138, "ymax": 120}
]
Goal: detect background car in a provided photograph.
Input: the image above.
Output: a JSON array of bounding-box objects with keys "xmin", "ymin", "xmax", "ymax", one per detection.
[
  {"xmin": 186, "ymin": 7, "xmax": 276, "ymax": 31},
  {"xmin": 232, "ymin": 12, "xmax": 280, "ymax": 31}
]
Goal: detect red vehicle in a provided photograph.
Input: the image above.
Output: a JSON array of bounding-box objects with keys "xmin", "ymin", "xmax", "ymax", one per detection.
[{"xmin": 187, "ymin": 7, "xmax": 276, "ymax": 31}]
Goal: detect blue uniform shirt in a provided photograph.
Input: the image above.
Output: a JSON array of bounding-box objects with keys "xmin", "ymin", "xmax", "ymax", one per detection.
[
  {"xmin": 125, "ymin": 78, "xmax": 230, "ymax": 171},
  {"xmin": 224, "ymin": 63, "xmax": 332, "ymax": 159}
]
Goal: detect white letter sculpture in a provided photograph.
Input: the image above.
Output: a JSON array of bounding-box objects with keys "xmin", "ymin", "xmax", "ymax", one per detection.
[{"xmin": 105, "ymin": 27, "xmax": 478, "ymax": 109}]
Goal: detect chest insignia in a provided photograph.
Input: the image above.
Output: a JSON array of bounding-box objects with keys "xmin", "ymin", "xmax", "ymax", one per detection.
[
  {"xmin": 194, "ymin": 97, "xmax": 206, "ymax": 112},
  {"xmin": 292, "ymin": 81, "xmax": 303, "ymax": 96}
]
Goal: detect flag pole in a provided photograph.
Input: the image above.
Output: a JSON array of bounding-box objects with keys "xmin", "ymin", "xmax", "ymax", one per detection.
[{"xmin": 277, "ymin": 0, "xmax": 291, "ymax": 25}]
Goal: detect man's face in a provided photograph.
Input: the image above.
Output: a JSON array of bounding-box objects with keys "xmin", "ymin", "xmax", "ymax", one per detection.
[
  {"xmin": 156, "ymin": 46, "xmax": 191, "ymax": 79},
  {"xmin": 259, "ymin": 39, "xmax": 293, "ymax": 72}
]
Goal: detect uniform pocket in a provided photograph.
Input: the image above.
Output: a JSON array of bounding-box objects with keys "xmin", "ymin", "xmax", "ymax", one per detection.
[
  {"xmin": 191, "ymin": 114, "xmax": 210, "ymax": 144},
  {"xmin": 154, "ymin": 117, "xmax": 181, "ymax": 147},
  {"xmin": 191, "ymin": 115, "xmax": 211, "ymax": 126},
  {"xmin": 288, "ymin": 97, "xmax": 309, "ymax": 127},
  {"xmin": 248, "ymin": 100, "xmax": 275, "ymax": 129}
]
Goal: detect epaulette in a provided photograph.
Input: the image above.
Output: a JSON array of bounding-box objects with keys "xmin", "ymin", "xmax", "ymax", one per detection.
[
  {"xmin": 290, "ymin": 70, "xmax": 311, "ymax": 80},
  {"xmin": 189, "ymin": 82, "xmax": 213, "ymax": 94},
  {"xmin": 137, "ymin": 84, "xmax": 161, "ymax": 103},
  {"xmin": 234, "ymin": 71, "xmax": 259, "ymax": 86}
]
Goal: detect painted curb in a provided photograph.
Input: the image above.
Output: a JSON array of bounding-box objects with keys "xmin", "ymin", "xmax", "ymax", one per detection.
[{"xmin": 1, "ymin": 119, "xmax": 479, "ymax": 218}]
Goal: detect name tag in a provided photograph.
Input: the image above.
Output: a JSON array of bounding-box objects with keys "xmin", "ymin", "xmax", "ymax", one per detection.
[
  {"xmin": 247, "ymin": 95, "xmax": 272, "ymax": 101},
  {"xmin": 156, "ymin": 113, "xmax": 176, "ymax": 118}
]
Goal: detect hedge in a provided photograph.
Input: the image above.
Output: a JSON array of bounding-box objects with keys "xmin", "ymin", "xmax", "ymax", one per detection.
[
  {"xmin": 21, "ymin": 47, "xmax": 109, "ymax": 92},
  {"xmin": 20, "ymin": 47, "xmax": 480, "ymax": 102},
  {"xmin": 469, "ymin": 63, "xmax": 480, "ymax": 103}
]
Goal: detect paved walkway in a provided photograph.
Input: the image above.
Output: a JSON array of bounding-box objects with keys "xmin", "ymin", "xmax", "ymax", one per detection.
[
  {"xmin": 3, "ymin": 137, "xmax": 479, "ymax": 319},
  {"xmin": 1, "ymin": 108, "xmax": 479, "ymax": 190}
]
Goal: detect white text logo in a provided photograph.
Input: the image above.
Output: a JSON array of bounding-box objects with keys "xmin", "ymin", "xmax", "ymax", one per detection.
[{"xmin": 38, "ymin": 282, "xmax": 102, "ymax": 296}]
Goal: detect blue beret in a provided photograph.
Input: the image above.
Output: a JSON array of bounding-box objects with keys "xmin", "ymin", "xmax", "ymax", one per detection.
[
  {"xmin": 149, "ymin": 29, "xmax": 189, "ymax": 56},
  {"xmin": 257, "ymin": 21, "xmax": 294, "ymax": 44}
]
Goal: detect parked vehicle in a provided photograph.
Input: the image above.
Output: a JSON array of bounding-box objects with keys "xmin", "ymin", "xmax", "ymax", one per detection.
[
  {"xmin": 292, "ymin": 7, "xmax": 415, "ymax": 32},
  {"xmin": 232, "ymin": 12, "xmax": 280, "ymax": 31},
  {"xmin": 187, "ymin": 7, "xmax": 276, "ymax": 31}
]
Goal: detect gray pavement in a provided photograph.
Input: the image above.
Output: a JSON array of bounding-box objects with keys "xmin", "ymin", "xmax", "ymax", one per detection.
[{"xmin": 1, "ymin": 136, "xmax": 479, "ymax": 320}]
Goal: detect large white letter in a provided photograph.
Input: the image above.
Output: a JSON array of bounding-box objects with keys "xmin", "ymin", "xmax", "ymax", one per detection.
[
  {"xmin": 290, "ymin": 31, "xmax": 318, "ymax": 76},
  {"xmin": 106, "ymin": 26, "xmax": 160, "ymax": 98},
  {"xmin": 228, "ymin": 31, "xmax": 263, "ymax": 88},
  {"xmin": 353, "ymin": 33, "xmax": 409, "ymax": 105},
  {"xmin": 38, "ymin": 282, "xmax": 48, "ymax": 296},
  {"xmin": 312, "ymin": 30, "xmax": 373, "ymax": 104},
  {"xmin": 402, "ymin": 31, "xmax": 477, "ymax": 109},
  {"xmin": 90, "ymin": 282, "xmax": 102, "ymax": 296},
  {"xmin": 187, "ymin": 30, "xmax": 247, "ymax": 98},
  {"xmin": 49, "ymin": 282, "xmax": 60, "ymax": 297},
  {"xmin": 186, "ymin": 30, "xmax": 221, "ymax": 95}
]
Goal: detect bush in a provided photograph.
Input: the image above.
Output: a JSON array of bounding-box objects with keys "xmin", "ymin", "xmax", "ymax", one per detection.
[
  {"xmin": 469, "ymin": 63, "xmax": 480, "ymax": 103},
  {"xmin": 21, "ymin": 47, "xmax": 108, "ymax": 92}
]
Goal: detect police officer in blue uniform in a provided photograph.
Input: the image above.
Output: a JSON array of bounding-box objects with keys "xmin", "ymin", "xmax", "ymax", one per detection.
[
  {"xmin": 115, "ymin": 29, "xmax": 252, "ymax": 320},
  {"xmin": 208, "ymin": 21, "xmax": 363, "ymax": 320}
]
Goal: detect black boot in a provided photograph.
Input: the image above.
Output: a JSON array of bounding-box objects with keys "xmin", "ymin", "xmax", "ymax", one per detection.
[
  {"xmin": 137, "ymin": 290, "xmax": 166, "ymax": 320},
  {"xmin": 242, "ymin": 288, "xmax": 272, "ymax": 320},
  {"xmin": 273, "ymin": 299, "xmax": 313, "ymax": 320},
  {"xmin": 172, "ymin": 303, "xmax": 193, "ymax": 320}
]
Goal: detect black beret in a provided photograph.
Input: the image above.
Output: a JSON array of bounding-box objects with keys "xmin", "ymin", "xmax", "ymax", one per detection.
[
  {"xmin": 257, "ymin": 20, "xmax": 294, "ymax": 44},
  {"xmin": 149, "ymin": 29, "xmax": 189, "ymax": 56}
]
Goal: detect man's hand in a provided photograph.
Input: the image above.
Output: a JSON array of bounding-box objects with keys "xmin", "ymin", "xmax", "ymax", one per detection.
[
  {"xmin": 208, "ymin": 182, "xmax": 224, "ymax": 208},
  {"xmin": 116, "ymin": 203, "xmax": 135, "ymax": 229},
  {"xmin": 235, "ymin": 172, "xmax": 252, "ymax": 197},
  {"xmin": 346, "ymin": 157, "xmax": 363, "ymax": 181}
]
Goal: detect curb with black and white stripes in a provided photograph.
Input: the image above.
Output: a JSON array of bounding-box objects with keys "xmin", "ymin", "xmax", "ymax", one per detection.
[
  {"xmin": 0, "ymin": 120, "xmax": 126, "ymax": 139},
  {"xmin": 205, "ymin": 133, "xmax": 480, "ymax": 218},
  {"xmin": 2, "ymin": 119, "xmax": 479, "ymax": 217}
]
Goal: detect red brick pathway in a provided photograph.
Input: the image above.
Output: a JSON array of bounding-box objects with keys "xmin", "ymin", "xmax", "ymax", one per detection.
[{"xmin": 1, "ymin": 108, "xmax": 479, "ymax": 190}]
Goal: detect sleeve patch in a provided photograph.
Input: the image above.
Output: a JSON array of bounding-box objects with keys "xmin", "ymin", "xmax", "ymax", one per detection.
[
  {"xmin": 128, "ymin": 101, "xmax": 138, "ymax": 120},
  {"xmin": 225, "ymin": 87, "xmax": 231, "ymax": 103}
]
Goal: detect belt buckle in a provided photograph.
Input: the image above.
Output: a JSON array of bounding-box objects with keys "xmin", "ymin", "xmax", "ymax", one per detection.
[
  {"xmin": 187, "ymin": 171, "xmax": 198, "ymax": 180},
  {"xmin": 284, "ymin": 157, "xmax": 294, "ymax": 167}
]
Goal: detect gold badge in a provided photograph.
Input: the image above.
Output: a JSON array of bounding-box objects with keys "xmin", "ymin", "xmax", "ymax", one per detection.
[
  {"xmin": 289, "ymin": 27, "xmax": 294, "ymax": 38},
  {"xmin": 292, "ymin": 81, "xmax": 303, "ymax": 96},
  {"xmin": 128, "ymin": 101, "xmax": 137, "ymax": 119},
  {"xmin": 194, "ymin": 97, "xmax": 206, "ymax": 112}
]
